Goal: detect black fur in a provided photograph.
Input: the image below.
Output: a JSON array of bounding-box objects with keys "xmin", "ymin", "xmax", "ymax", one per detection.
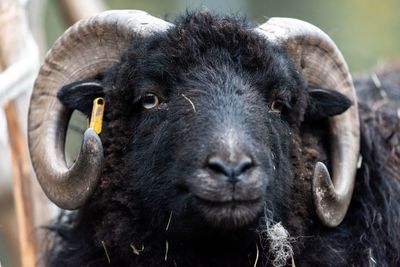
[
  {"xmin": 306, "ymin": 88, "xmax": 352, "ymax": 121},
  {"xmin": 46, "ymin": 12, "xmax": 400, "ymax": 267}
]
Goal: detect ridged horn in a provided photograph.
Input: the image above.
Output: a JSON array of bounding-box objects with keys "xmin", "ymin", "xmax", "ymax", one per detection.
[
  {"xmin": 28, "ymin": 10, "xmax": 172, "ymax": 209},
  {"xmin": 256, "ymin": 18, "xmax": 360, "ymax": 227}
]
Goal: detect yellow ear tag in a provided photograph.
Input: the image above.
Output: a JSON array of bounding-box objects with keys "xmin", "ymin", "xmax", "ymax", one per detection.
[{"xmin": 89, "ymin": 97, "xmax": 105, "ymax": 134}]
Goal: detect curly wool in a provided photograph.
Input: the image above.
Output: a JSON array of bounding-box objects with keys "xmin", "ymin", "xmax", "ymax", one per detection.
[{"xmin": 257, "ymin": 208, "xmax": 293, "ymax": 267}]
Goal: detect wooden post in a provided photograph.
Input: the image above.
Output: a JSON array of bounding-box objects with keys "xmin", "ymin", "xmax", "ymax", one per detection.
[
  {"xmin": 4, "ymin": 101, "xmax": 37, "ymax": 267},
  {"xmin": 0, "ymin": 1, "xmax": 44, "ymax": 266},
  {"xmin": 1, "ymin": 1, "xmax": 37, "ymax": 265}
]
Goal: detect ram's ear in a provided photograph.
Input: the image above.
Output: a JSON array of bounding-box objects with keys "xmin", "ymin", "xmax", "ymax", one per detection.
[
  {"xmin": 305, "ymin": 88, "xmax": 352, "ymax": 121},
  {"xmin": 57, "ymin": 80, "xmax": 105, "ymax": 117}
]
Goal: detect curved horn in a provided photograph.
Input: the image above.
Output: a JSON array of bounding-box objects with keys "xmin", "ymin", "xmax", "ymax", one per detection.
[
  {"xmin": 28, "ymin": 10, "xmax": 172, "ymax": 209},
  {"xmin": 256, "ymin": 18, "xmax": 360, "ymax": 227}
]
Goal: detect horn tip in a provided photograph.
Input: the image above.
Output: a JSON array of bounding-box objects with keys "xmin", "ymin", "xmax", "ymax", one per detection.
[
  {"xmin": 83, "ymin": 128, "xmax": 103, "ymax": 155},
  {"xmin": 312, "ymin": 162, "xmax": 343, "ymax": 227}
]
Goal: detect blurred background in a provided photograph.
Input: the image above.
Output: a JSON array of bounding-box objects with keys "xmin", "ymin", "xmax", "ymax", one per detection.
[
  {"xmin": 46, "ymin": 0, "xmax": 400, "ymax": 72},
  {"xmin": 0, "ymin": 0, "xmax": 399, "ymax": 266}
]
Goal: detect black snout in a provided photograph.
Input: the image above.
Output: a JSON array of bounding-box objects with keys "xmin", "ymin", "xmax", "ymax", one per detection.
[{"xmin": 207, "ymin": 155, "xmax": 254, "ymax": 183}]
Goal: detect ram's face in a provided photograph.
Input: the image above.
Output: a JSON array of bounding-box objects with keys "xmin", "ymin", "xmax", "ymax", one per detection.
[
  {"xmin": 56, "ymin": 14, "xmax": 352, "ymax": 231},
  {"xmin": 106, "ymin": 38, "xmax": 307, "ymax": 230},
  {"xmin": 30, "ymin": 11, "xmax": 358, "ymax": 233}
]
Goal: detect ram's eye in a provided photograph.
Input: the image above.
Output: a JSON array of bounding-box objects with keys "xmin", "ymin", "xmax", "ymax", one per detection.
[
  {"xmin": 142, "ymin": 93, "xmax": 159, "ymax": 109},
  {"xmin": 269, "ymin": 100, "xmax": 284, "ymax": 113}
]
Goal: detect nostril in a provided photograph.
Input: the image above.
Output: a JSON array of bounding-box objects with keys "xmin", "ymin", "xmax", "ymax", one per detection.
[
  {"xmin": 207, "ymin": 155, "xmax": 254, "ymax": 182},
  {"xmin": 233, "ymin": 157, "xmax": 254, "ymax": 177},
  {"xmin": 207, "ymin": 157, "xmax": 233, "ymax": 177}
]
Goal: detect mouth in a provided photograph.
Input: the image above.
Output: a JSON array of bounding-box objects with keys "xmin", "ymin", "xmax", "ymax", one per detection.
[{"xmin": 194, "ymin": 196, "xmax": 264, "ymax": 229}]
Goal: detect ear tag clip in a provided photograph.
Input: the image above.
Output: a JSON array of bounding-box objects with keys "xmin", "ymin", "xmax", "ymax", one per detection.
[{"xmin": 89, "ymin": 97, "xmax": 105, "ymax": 134}]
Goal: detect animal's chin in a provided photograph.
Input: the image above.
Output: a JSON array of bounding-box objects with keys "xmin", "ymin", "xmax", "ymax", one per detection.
[{"xmin": 194, "ymin": 197, "xmax": 264, "ymax": 229}]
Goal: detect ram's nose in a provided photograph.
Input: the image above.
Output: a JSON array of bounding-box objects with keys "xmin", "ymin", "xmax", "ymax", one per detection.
[{"xmin": 206, "ymin": 154, "xmax": 254, "ymax": 184}]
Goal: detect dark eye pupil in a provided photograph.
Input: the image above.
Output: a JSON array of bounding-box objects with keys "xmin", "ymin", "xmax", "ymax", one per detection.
[
  {"xmin": 144, "ymin": 95, "xmax": 155, "ymax": 104},
  {"xmin": 143, "ymin": 93, "xmax": 159, "ymax": 109}
]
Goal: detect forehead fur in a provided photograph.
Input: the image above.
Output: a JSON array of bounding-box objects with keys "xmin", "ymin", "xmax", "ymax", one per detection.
[
  {"xmin": 107, "ymin": 12, "xmax": 304, "ymax": 100},
  {"xmin": 167, "ymin": 11, "xmax": 274, "ymax": 71}
]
